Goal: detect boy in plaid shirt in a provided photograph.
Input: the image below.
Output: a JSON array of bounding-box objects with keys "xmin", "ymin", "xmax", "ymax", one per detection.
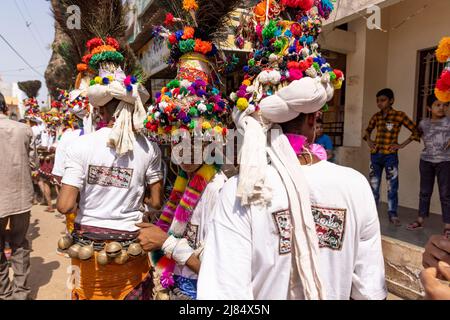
[{"xmin": 364, "ymin": 88, "xmax": 420, "ymax": 226}]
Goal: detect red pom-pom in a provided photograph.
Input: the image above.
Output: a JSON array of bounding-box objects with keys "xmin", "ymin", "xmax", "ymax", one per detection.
[
  {"xmin": 164, "ymin": 13, "xmax": 175, "ymax": 26},
  {"xmin": 82, "ymin": 54, "xmax": 93, "ymax": 64},
  {"xmin": 436, "ymin": 70, "xmax": 450, "ymax": 91},
  {"xmin": 169, "ymin": 34, "xmax": 178, "ymax": 45},
  {"xmin": 282, "ymin": 0, "xmax": 314, "ymax": 11},
  {"xmin": 287, "ymin": 61, "xmax": 300, "ymax": 69},
  {"xmin": 290, "ymin": 23, "xmax": 303, "ymax": 37},
  {"xmin": 334, "ymin": 69, "xmax": 344, "ymax": 79},
  {"xmin": 86, "ymin": 38, "xmax": 104, "ymax": 52},
  {"xmin": 106, "ymin": 37, "xmax": 120, "ymax": 50}
]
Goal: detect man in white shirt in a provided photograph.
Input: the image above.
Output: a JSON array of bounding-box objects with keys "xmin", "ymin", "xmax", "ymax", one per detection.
[
  {"xmin": 198, "ymin": 111, "xmax": 387, "ymax": 300},
  {"xmin": 56, "ymin": 38, "xmax": 163, "ymax": 300},
  {"xmin": 197, "ymin": 0, "xmax": 385, "ymax": 300}
]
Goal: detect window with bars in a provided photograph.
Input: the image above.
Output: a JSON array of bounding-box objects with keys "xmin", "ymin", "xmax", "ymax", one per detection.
[{"xmin": 416, "ymin": 47, "xmax": 445, "ymax": 122}]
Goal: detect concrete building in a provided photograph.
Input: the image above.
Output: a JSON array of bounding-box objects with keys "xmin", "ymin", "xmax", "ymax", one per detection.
[
  {"xmin": 125, "ymin": 0, "xmax": 448, "ymax": 217},
  {"xmin": 320, "ymin": 0, "xmax": 450, "ymax": 217}
]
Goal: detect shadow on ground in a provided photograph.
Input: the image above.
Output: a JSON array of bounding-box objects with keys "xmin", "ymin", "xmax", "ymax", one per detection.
[{"xmin": 28, "ymin": 257, "xmax": 60, "ymax": 300}]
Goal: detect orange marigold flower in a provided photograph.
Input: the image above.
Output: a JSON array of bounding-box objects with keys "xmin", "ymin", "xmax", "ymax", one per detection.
[
  {"xmin": 182, "ymin": 26, "xmax": 195, "ymax": 40},
  {"xmin": 194, "ymin": 39, "xmax": 212, "ymax": 55},
  {"xmin": 183, "ymin": 0, "xmax": 199, "ymax": 11}
]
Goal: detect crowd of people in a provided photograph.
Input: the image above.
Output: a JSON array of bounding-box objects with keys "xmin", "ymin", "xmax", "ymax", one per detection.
[{"xmin": 0, "ymin": 0, "xmax": 449, "ymax": 301}]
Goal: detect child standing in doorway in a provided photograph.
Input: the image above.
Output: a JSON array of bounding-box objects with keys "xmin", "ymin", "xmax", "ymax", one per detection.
[{"xmin": 407, "ymin": 96, "xmax": 450, "ymax": 234}]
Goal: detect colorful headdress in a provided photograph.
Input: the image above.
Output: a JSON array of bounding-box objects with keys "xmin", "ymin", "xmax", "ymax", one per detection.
[
  {"xmin": 230, "ymin": 0, "xmax": 343, "ymax": 123},
  {"xmin": 18, "ymin": 80, "xmax": 42, "ymax": 122},
  {"xmin": 86, "ymin": 37, "xmax": 150, "ymax": 156},
  {"xmin": 144, "ymin": 0, "xmax": 242, "ymax": 143},
  {"xmin": 435, "ymin": 37, "xmax": 450, "ymax": 102}
]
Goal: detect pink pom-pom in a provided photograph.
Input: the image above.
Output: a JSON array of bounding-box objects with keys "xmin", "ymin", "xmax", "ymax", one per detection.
[
  {"xmin": 256, "ymin": 24, "xmax": 263, "ymax": 40},
  {"xmin": 160, "ymin": 271, "xmax": 175, "ymax": 289},
  {"xmin": 289, "ymin": 68, "xmax": 303, "ymax": 81},
  {"xmin": 124, "ymin": 76, "xmax": 132, "ymax": 87}
]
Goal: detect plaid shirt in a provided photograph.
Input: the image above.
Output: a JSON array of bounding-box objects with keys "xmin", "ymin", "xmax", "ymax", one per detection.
[{"xmin": 363, "ymin": 107, "xmax": 420, "ymax": 155}]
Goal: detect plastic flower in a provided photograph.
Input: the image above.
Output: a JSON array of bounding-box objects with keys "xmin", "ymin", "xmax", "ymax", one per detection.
[
  {"xmin": 182, "ymin": 26, "xmax": 195, "ymax": 40},
  {"xmin": 183, "ymin": 0, "xmax": 199, "ymax": 11},
  {"xmin": 164, "ymin": 13, "xmax": 175, "ymax": 26},
  {"xmin": 194, "ymin": 39, "xmax": 212, "ymax": 55}
]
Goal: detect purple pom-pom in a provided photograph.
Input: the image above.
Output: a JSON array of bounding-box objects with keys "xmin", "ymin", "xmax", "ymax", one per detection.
[
  {"xmin": 126, "ymin": 85, "xmax": 133, "ymax": 92},
  {"xmin": 130, "ymin": 76, "xmax": 137, "ymax": 84},
  {"xmin": 155, "ymin": 92, "xmax": 162, "ymax": 99}
]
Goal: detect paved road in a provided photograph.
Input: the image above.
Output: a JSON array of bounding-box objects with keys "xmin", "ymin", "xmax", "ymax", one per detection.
[
  {"xmin": 25, "ymin": 205, "xmax": 70, "ymax": 300},
  {"xmin": 7, "ymin": 205, "xmax": 403, "ymax": 300}
]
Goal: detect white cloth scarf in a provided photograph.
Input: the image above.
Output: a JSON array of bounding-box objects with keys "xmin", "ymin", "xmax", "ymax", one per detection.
[
  {"xmin": 88, "ymin": 81, "xmax": 149, "ymax": 156},
  {"xmin": 235, "ymin": 111, "xmax": 325, "ymax": 300}
]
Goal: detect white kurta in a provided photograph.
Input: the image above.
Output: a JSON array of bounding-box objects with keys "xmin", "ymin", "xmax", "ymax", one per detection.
[{"xmin": 197, "ymin": 161, "xmax": 387, "ymax": 300}]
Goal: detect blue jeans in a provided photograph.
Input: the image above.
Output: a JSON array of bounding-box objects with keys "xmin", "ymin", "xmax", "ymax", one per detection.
[{"xmin": 369, "ymin": 153, "xmax": 399, "ymax": 218}]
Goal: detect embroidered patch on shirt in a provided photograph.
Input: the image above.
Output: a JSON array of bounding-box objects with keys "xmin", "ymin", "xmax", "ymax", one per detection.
[
  {"xmin": 312, "ymin": 205, "xmax": 347, "ymax": 251},
  {"xmin": 87, "ymin": 165, "xmax": 134, "ymax": 189},
  {"xmin": 272, "ymin": 210, "xmax": 292, "ymax": 255},
  {"xmin": 184, "ymin": 223, "xmax": 199, "ymax": 249}
]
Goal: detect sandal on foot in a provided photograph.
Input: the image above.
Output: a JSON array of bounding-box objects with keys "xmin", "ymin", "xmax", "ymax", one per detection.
[
  {"xmin": 407, "ymin": 221, "xmax": 424, "ymax": 231},
  {"xmin": 389, "ymin": 217, "xmax": 402, "ymax": 227}
]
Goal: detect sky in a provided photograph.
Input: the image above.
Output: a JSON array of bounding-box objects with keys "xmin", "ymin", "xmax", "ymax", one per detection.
[{"xmin": 0, "ymin": 0, "xmax": 54, "ymax": 105}]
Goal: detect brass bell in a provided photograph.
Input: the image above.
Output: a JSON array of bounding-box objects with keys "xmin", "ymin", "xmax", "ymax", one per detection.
[
  {"xmin": 127, "ymin": 243, "xmax": 143, "ymax": 257},
  {"xmin": 97, "ymin": 250, "xmax": 109, "ymax": 266},
  {"xmin": 114, "ymin": 250, "xmax": 129, "ymax": 265},
  {"xmin": 78, "ymin": 245, "xmax": 94, "ymax": 261},
  {"xmin": 105, "ymin": 242, "xmax": 123, "ymax": 258},
  {"xmin": 68, "ymin": 244, "xmax": 82, "ymax": 259},
  {"xmin": 58, "ymin": 236, "xmax": 73, "ymax": 250}
]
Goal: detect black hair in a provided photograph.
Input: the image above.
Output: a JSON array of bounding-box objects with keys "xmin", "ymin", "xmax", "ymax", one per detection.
[
  {"xmin": 0, "ymin": 92, "xmax": 6, "ymax": 113},
  {"xmin": 376, "ymin": 88, "xmax": 394, "ymax": 100},
  {"xmin": 280, "ymin": 113, "xmax": 308, "ymax": 134},
  {"xmin": 316, "ymin": 118, "xmax": 323, "ymax": 124},
  {"xmin": 426, "ymin": 95, "xmax": 438, "ymax": 108}
]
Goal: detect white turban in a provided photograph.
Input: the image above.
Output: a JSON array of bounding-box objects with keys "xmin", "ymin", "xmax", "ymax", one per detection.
[
  {"xmin": 87, "ymin": 80, "xmax": 150, "ymax": 156},
  {"xmin": 258, "ymin": 77, "xmax": 330, "ymax": 123}
]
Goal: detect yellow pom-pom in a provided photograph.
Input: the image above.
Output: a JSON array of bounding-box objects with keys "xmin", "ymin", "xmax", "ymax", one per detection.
[
  {"xmin": 202, "ymin": 121, "xmax": 212, "ymax": 130},
  {"xmin": 107, "ymin": 75, "xmax": 114, "ymax": 82},
  {"xmin": 435, "ymin": 88, "xmax": 450, "ymax": 103},
  {"xmin": 236, "ymin": 98, "xmax": 249, "ymax": 111},
  {"xmin": 214, "ymin": 125, "xmax": 222, "ymax": 134},
  {"xmin": 436, "ymin": 37, "xmax": 450, "ymax": 63},
  {"xmin": 242, "ymin": 79, "xmax": 251, "ymax": 86},
  {"xmin": 94, "ymin": 76, "xmax": 102, "ymax": 84},
  {"xmin": 334, "ymin": 80, "xmax": 343, "ymax": 90},
  {"xmin": 158, "ymin": 127, "xmax": 165, "ymax": 135}
]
